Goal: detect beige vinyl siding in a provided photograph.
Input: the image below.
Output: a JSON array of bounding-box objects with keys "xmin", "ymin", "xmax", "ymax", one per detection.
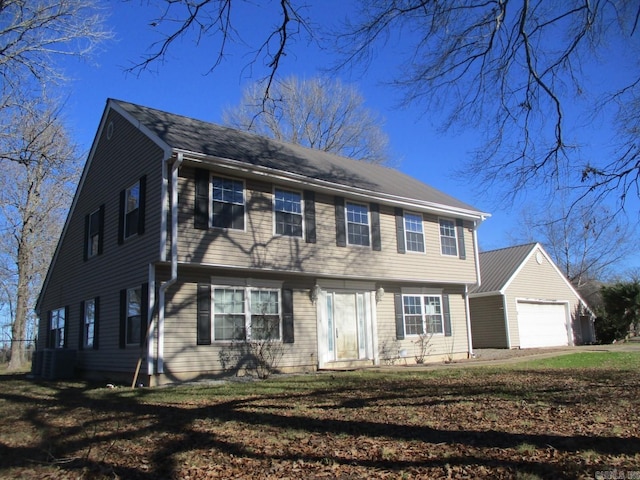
[
  {"xmin": 376, "ymin": 286, "xmax": 470, "ymax": 364},
  {"xmin": 160, "ymin": 274, "xmax": 318, "ymax": 377},
  {"xmin": 469, "ymin": 295, "xmax": 508, "ymax": 348},
  {"xmin": 37, "ymin": 109, "xmax": 164, "ymax": 376},
  {"xmin": 504, "ymin": 249, "xmax": 580, "ymax": 348},
  {"xmin": 177, "ymin": 166, "xmax": 478, "ymax": 284}
]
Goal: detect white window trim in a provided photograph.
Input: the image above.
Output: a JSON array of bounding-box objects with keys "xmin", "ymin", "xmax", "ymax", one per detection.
[
  {"xmin": 209, "ymin": 174, "xmax": 247, "ymax": 232},
  {"xmin": 272, "ymin": 187, "xmax": 304, "ymax": 238},
  {"xmin": 404, "ymin": 211, "xmax": 426, "ymax": 254},
  {"xmin": 401, "ymin": 293, "xmax": 445, "ymax": 337},
  {"xmin": 438, "ymin": 217, "xmax": 458, "ymax": 257},
  {"xmin": 126, "ymin": 287, "xmax": 142, "ymax": 346},
  {"xmin": 124, "ymin": 181, "xmax": 140, "ymax": 240},
  {"xmin": 345, "ymin": 201, "xmax": 371, "ymax": 248},
  {"xmin": 211, "ymin": 281, "xmax": 284, "ymax": 342},
  {"xmin": 83, "ymin": 298, "xmax": 96, "ymax": 348},
  {"xmin": 50, "ymin": 307, "xmax": 65, "ymax": 349},
  {"xmin": 87, "ymin": 208, "xmax": 101, "ymax": 258}
]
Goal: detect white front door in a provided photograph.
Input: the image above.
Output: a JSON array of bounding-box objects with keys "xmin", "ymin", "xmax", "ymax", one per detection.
[{"xmin": 334, "ymin": 293, "xmax": 359, "ymax": 360}]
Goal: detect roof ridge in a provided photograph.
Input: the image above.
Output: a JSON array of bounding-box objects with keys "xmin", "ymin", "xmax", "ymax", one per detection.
[{"xmin": 480, "ymin": 242, "xmax": 538, "ymax": 255}]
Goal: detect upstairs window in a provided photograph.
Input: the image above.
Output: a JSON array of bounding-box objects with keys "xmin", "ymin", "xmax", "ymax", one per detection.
[
  {"xmin": 439, "ymin": 218, "xmax": 458, "ymax": 256},
  {"xmin": 404, "ymin": 212, "xmax": 425, "ymax": 253},
  {"xmin": 346, "ymin": 202, "xmax": 370, "ymax": 246},
  {"xmin": 119, "ymin": 176, "xmax": 146, "ymax": 244},
  {"xmin": 274, "ymin": 189, "xmax": 303, "ymax": 237},
  {"xmin": 85, "ymin": 207, "xmax": 104, "ymax": 259},
  {"xmin": 50, "ymin": 307, "xmax": 65, "ymax": 348},
  {"xmin": 124, "ymin": 182, "xmax": 140, "ymax": 238},
  {"xmin": 211, "ymin": 176, "xmax": 245, "ymax": 230}
]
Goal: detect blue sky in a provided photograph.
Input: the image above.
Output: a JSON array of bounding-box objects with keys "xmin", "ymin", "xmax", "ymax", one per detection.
[{"xmin": 59, "ymin": 0, "xmax": 638, "ymax": 268}]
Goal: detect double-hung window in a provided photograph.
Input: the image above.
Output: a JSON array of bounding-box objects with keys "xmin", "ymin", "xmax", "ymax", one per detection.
[
  {"xmin": 402, "ymin": 295, "xmax": 444, "ymax": 335},
  {"xmin": 124, "ymin": 182, "xmax": 140, "ymax": 239},
  {"xmin": 126, "ymin": 287, "xmax": 142, "ymax": 345},
  {"xmin": 211, "ymin": 176, "xmax": 245, "ymax": 230},
  {"xmin": 213, "ymin": 286, "xmax": 281, "ymax": 341},
  {"xmin": 274, "ymin": 189, "xmax": 303, "ymax": 237},
  {"xmin": 346, "ymin": 202, "xmax": 370, "ymax": 246},
  {"xmin": 50, "ymin": 307, "xmax": 65, "ymax": 348},
  {"xmin": 86, "ymin": 207, "xmax": 103, "ymax": 258},
  {"xmin": 439, "ymin": 218, "xmax": 458, "ymax": 256},
  {"xmin": 83, "ymin": 299, "xmax": 96, "ymax": 348},
  {"xmin": 404, "ymin": 212, "xmax": 425, "ymax": 253}
]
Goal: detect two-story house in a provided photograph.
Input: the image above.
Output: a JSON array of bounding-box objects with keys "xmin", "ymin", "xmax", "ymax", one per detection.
[{"xmin": 34, "ymin": 99, "xmax": 490, "ymax": 386}]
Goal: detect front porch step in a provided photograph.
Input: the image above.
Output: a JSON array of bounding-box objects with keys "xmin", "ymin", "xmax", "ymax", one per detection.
[{"xmin": 322, "ymin": 359, "xmax": 376, "ymax": 370}]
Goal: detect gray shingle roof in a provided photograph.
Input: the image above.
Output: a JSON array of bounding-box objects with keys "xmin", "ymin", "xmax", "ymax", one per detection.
[
  {"xmin": 112, "ymin": 99, "xmax": 487, "ymax": 217},
  {"xmin": 473, "ymin": 243, "xmax": 538, "ymax": 294}
]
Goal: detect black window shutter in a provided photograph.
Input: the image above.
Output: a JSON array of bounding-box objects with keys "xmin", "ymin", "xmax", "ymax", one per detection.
[
  {"xmin": 93, "ymin": 296, "xmax": 100, "ymax": 350},
  {"xmin": 63, "ymin": 306, "xmax": 70, "ymax": 348},
  {"xmin": 370, "ymin": 203, "xmax": 382, "ymax": 251},
  {"xmin": 456, "ymin": 219, "xmax": 466, "ymax": 260},
  {"xmin": 83, "ymin": 214, "xmax": 90, "ymax": 261},
  {"xmin": 118, "ymin": 189, "xmax": 125, "ymax": 245},
  {"xmin": 194, "ymin": 168, "xmax": 210, "ymax": 229},
  {"xmin": 282, "ymin": 288, "xmax": 294, "ymax": 343},
  {"xmin": 304, "ymin": 190, "xmax": 316, "ymax": 244},
  {"xmin": 197, "ymin": 284, "xmax": 212, "ymax": 345},
  {"xmin": 119, "ymin": 289, "xmax": 127, "ymax": 348},
  {"xmin": 442, "ymin": 293, "xmax": 452, "ymax": 337},
  {"xmin": 335, "ymin": 196, "xmax": 346, "ymax": 247},
  {"xmin": 394, "ymin": 293, "xmax": 405, "ymax": 340},
  {"xmin": 140, "ymin": 283, "xmax": 149, "ymax": 347},
  {"xmin": 79, "ymin": 301, "xmax": 85, "ymax": 350},
  {"xmin": 395, "ymin": 208, "xmax": 406, "ymax": 254},
  {"xmin": 138, "ymin": 176, "xmax": 146, "ymax": 236},
  {"xmin": 97, "ymin": 205, "xmax": 105, "ymax": 254}
]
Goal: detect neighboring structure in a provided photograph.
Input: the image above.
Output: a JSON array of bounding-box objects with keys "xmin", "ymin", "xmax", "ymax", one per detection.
[
  {"xmin": 469, "ymin": 243, "xmax": 595, "ymax": 349},
  {"xmin": 34, "ymin": 99, "xmax": 489, "ymax": 385}
]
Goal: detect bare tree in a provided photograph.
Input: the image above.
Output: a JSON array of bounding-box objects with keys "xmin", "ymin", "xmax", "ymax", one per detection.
[
  {"xmin": 130, "ymin": 0, "xmax": 311, "ymax": 98},
  {"xmin": 517, "ymin": 197, "xmax": 635, "ymax": 287},
  {"xmin": 137, "ymin": 1, "xmax": 640, "ymax": 207},
  {"xmin": 223, "ymin": 76, "xmax": 392, "ymax": 164},
  {"xmin": 333, "ymin": 0, "xmax": 640, "ymax": 207},
  {"xmin": 0, "ymin": 99, "xmax": 80, "ymax": 370},
  {"xmin": 0, "ymin": 0, "xmax": 111, "ymax": 105}
]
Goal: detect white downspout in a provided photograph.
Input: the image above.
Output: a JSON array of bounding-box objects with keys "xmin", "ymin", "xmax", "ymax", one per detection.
[
  {"xmin": 464, "ymin": 284, "xmax": 474, "ymax": 358},
  {"xmin": 465, "ymin": 220, "xmax": 483, "ymax": 358},
  {"xmin": 157, "ymin": 152, "xmax": 183, "ymax": 375}
]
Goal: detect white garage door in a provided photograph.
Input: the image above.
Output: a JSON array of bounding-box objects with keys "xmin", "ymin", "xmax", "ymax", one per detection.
[{"xmin": 516, "ymin": 301, "xmax": 570, "ymax": 348}]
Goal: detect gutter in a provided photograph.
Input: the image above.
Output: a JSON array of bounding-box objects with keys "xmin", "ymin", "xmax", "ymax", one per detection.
[
  {"xmin": 465, "ymin": 220, "xmax": 483, "ymax": 359},
  {"xmin": 157, "ymin": 152, "xmax": 183, "ymax": 375}
]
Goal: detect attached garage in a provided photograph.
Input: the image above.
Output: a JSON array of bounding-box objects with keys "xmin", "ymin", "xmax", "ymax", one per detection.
[
  {"xmin": 516, "ymin": 301, "xmax": 570, "ymax": 348},
  {"xmin": 469, "ymin": 243, "xmax": 594, "ymax": 349}
]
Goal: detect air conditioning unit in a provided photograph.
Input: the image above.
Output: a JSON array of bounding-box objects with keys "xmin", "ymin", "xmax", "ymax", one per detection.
[{"xmin": 40, "ymin": 349, "xmax": 77, "ymax": 380}]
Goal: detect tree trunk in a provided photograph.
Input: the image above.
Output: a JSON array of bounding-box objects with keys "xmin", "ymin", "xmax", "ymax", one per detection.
[{"xmin": 7, "ymin": 228, "xmax": 32, "ymax": 371}]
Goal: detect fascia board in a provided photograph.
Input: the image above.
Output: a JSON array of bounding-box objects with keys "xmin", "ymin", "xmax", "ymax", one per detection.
[{"xmin": 177, "ymin": 150, "xmax": 491, "ymax": 222}]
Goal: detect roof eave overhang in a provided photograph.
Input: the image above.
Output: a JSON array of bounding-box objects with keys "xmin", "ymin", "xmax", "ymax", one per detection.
[{"xmin": 174, "ymin": 149, "xmax": 491, "ymax": 222}]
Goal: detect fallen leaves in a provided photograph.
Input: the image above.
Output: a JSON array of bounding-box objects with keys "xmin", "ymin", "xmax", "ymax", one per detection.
[{"xmin": 0, "ymin": 367, "xmax": 639, "ymax": 479}]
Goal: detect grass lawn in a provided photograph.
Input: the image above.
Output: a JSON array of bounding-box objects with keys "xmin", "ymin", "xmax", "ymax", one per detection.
[{"xmin": 0, "ymin": 352, "xmax": 639, "ymax": 479}]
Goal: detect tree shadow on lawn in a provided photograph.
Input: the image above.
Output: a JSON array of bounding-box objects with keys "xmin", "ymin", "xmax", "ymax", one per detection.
[{"xmin": 0, "ymin": 369, "xmax": 638, "ymax": 479}]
